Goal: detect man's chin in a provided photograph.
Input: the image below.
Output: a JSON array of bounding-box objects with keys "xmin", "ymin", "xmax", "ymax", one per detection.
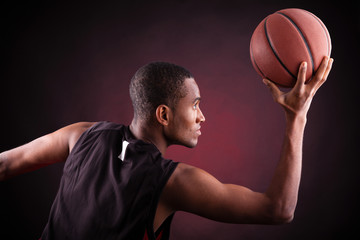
[
  {"xmin": 183, "ymin": 139, "xmax": 198, "ymax": 149},
  {"xmin": 171, "ymin": 141, "xmax": 197, "ymax": 149}
]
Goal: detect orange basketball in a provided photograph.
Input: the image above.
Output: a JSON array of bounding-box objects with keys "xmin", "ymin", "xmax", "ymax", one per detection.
[{"xmin": 250, "ymin": 8, "xmax": 331, "ymax": 87}]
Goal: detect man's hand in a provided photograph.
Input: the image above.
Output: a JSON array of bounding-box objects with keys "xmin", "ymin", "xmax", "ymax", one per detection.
[{"xmin": 263, "ymin": 56, "xmax": 334, "ymax": 118}]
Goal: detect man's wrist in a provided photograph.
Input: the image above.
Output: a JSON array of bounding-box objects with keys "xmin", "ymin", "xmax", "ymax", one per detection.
[{"xmin": 285, "ymin": 112, "xmax": 307, "ymax": 128}]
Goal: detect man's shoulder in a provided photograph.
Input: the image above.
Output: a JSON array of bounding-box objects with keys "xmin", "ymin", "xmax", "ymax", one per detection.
[
  {"xmin": 87, "ymin": 121, "xmax": 124, "ymax": 132},
  {"xmin": 66, "ymin": 121, "xmax": 125, "ymax": 153}
]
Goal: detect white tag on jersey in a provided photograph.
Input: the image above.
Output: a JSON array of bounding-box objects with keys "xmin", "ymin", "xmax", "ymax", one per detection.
[{"xmin": 118, "ymin": 140, "xmax": 130, "ymax": 161}]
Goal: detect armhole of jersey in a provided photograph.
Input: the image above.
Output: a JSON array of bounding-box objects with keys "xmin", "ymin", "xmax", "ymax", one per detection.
[
  {"xmin": 69, "ymin": 122, "xmax": 101, "ymax": 156},
  {"xmin": 154, "ymin": 214, "xmax": 174, "ymax": 240},
  {"xmin": 146, "ymin": 161, "xmax": 179, "ymax": 240}
]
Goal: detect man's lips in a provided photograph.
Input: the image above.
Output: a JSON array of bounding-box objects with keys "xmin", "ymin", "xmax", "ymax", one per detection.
[{"xmin": 196, "ymin": 126, "xmax": 202, "ymax": 135}]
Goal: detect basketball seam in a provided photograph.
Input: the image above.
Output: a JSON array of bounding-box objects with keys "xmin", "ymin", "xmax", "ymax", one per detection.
[
  {"xmin": 264, "ymin": 18, "xmax": 296, "ymax": 80},
  {"xmin": 250, "ymin": 39, "xmax": 277, "ymax": 84},
  {"xmin": 276, "ymin": 12, "xmax": 315, "ymax": 76}
]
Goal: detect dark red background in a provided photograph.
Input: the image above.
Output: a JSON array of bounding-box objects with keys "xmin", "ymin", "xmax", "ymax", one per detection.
[{"xmin": 1, "ymin": 0, "xmax": 359, "ymax": 239}]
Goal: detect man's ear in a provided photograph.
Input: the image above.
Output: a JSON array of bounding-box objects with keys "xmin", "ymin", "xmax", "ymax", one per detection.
[{"xmin": 155, "ymin": 105, "xmax": 171, "ymax": 126}]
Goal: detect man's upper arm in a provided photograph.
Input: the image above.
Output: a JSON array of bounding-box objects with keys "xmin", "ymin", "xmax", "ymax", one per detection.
[
  {"xmin": 0, "ymin": 122, "xmax": 95, "ymax": 180},
  {"xmin": 162, "ymin": 163, "xmax": 275, "ymax": 224}
]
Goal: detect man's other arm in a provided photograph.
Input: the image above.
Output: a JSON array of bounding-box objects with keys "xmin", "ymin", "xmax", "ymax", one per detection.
[{"xmin": 0, "ymin": 122, "xmax": 95, "ymax": 181}]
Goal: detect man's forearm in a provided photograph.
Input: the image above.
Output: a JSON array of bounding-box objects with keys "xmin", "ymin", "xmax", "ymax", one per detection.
[{"xmin": 265, "ymin": 113, "xmax": 306, "ymax": 222}]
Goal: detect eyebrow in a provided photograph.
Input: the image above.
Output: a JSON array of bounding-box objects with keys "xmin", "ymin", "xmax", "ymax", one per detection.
[{"xmin": 193, "ymin": 97, "xmax": 201, "ymax": 104}]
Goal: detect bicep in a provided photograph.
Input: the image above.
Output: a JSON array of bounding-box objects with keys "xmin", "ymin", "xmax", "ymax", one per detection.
[{"xmin": 165, "ymin": 163, "xmax": 273, "ymax": 224}]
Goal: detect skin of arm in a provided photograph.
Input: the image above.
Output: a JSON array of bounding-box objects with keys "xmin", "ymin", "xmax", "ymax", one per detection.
[
  {"xmin": 158, "ymin": 57, "xmax": 334, "ymax": 226},
  {"xmin": 0, "ymin": 122, "xmax": 95, "ymax": 181}
]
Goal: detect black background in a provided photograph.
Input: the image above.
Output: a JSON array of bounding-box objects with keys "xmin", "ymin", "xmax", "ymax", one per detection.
[{"xmin": 1, "ymin": 0, "xmax": 359, "ymax": 239}]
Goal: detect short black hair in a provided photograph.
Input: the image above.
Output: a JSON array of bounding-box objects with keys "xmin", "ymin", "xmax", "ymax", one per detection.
[{"xmin": 129, "ymin": 62, "xmax": 193, "ymax": 123}]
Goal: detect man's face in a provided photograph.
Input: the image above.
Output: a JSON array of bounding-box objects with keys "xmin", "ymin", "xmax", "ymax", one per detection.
[{"xmin": 165, "ymin": 78, "xmax": 205, "ymax": 148}]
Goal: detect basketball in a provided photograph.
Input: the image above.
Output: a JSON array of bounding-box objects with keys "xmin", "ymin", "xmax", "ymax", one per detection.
[{"xmin": 250, "ymin": 8, "xmax": 331, "ymax": 87}]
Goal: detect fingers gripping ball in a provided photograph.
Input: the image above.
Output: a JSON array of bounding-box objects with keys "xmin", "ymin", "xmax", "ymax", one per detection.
[{"xmin": 250, "ymin": 8, "xmax": 332, "ymax": 87}]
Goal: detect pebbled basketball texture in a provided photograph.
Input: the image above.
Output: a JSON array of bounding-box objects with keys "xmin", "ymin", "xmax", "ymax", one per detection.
[{"xmin": 250, "ymin": 8, "xmax": 332, "ymax": 87}]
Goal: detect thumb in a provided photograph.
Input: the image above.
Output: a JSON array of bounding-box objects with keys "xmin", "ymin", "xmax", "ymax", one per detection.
[{"xmin": 263, "ymin": 78, "xmax": 282, "ymax": 101}]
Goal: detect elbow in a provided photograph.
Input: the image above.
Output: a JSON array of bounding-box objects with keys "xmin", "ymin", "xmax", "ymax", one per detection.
[
  {"xmin": 261, "ymin": 193, "xmax": 297, "ymax": 224},
  {"xmin": 273, "ymin": 210, "xmax": 294, "ymax": 224},
  {"xmin": 267, "ymin": 202, "xmax": 296, "ymax": 224}
]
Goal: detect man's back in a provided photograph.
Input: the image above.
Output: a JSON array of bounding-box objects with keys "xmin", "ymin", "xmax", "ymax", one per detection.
[{"xmin": 41, "ymin": 122, "xmax": 178, "ymax": 240}]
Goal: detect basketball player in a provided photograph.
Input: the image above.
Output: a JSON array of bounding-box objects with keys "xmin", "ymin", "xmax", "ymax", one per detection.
[{"xmin": 0, "ymin": 56, "xmax": 333, "ymax": 239}]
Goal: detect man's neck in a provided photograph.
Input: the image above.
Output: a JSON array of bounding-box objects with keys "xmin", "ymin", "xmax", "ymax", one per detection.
[{"xmin": 129, "ymin": 119, "xmax": 168, "ymax": 155}]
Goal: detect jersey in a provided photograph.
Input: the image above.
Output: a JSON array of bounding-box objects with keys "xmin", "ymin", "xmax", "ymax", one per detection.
[{"xmin": 41, "ymin": 121, "xmax": 178, "ymax": 240}]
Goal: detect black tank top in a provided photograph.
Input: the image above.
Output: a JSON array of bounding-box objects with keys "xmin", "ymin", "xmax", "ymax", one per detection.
[{"xmin": 41, "ymin": 122, "xmax": 178, "ymax": 240}]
